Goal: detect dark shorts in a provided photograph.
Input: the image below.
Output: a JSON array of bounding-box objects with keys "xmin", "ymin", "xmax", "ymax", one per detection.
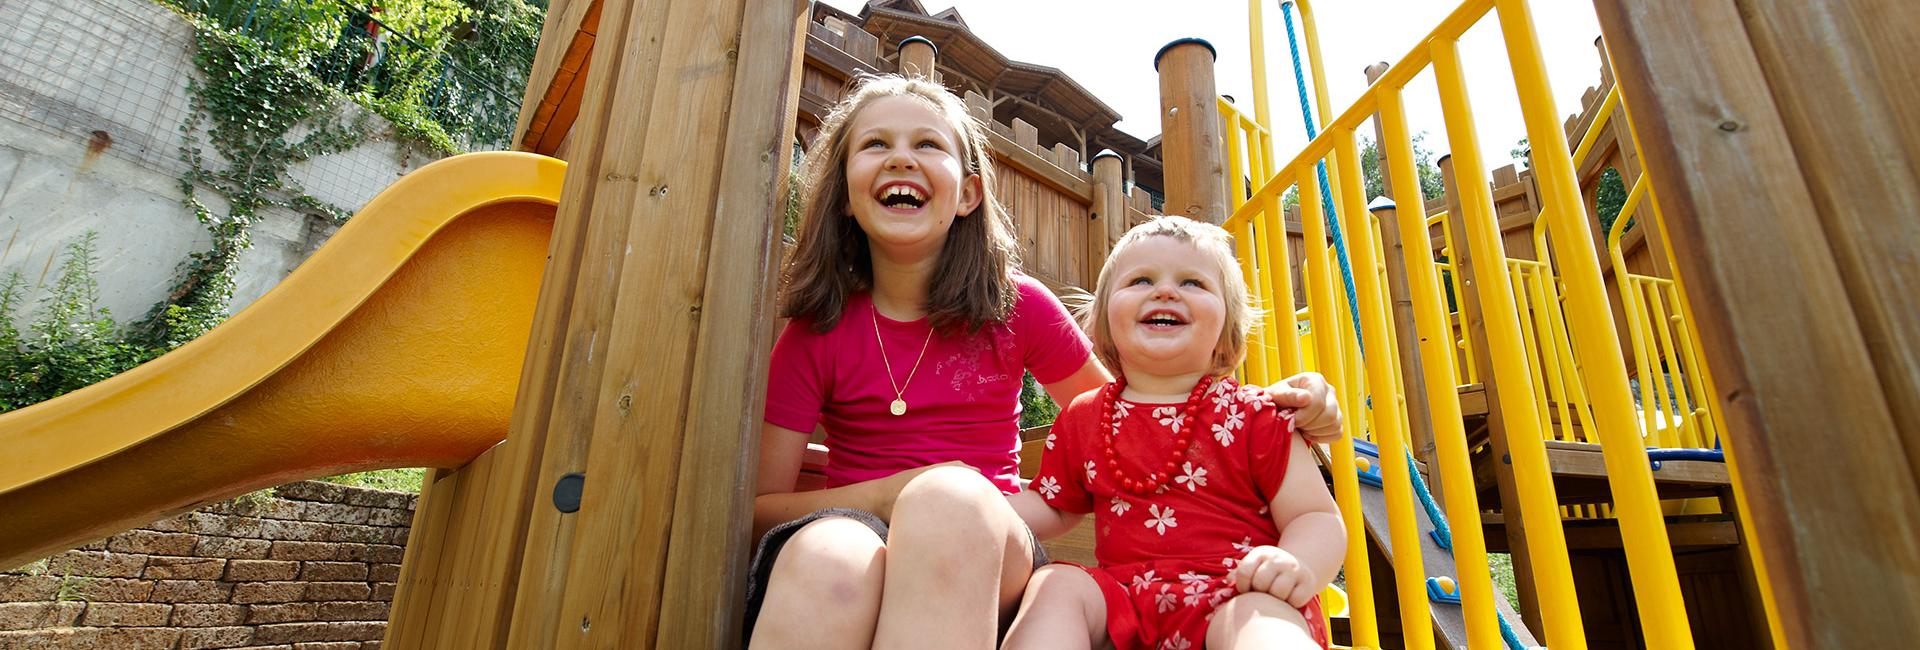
[{"xmin": 742, "ymin": 507, "xmax": 1050, "ymax": 643}]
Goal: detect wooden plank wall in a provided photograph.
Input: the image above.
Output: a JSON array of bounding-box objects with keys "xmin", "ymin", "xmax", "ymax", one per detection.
[
  {"xmin": 1595, "ymin": 0, "xmax": 1920, "ymax": 645},
  {"xmin": 992, "ymin": 155, "xmax": 1092, "ymax": 289}
]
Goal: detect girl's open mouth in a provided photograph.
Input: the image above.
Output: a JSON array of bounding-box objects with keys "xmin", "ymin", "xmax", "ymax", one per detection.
[
  {"xmin": 875, "ymin": 182, "xmax": 927, "ymax": 212},
  {"xmin": 1138, "ymin": 308, "xmax": 1188, "ymax": 330}
]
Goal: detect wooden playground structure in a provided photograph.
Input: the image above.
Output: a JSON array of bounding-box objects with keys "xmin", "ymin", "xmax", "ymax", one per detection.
[{"xmin": 0, "ymin": 0, "xmax": 1916, "ymax": 647}]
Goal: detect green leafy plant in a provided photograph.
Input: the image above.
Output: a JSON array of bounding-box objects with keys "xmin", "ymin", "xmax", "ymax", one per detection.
[
  {"xmin": 0, "ymin": 234, "xmax": 163, "ymax": 412},
  {"xmin": 1018, "ymin": 372, "xmax": 1059, "ymax": 429}
]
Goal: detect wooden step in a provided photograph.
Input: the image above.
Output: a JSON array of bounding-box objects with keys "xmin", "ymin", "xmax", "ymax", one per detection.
[
  {"xmin": 1472, "ymin": 439, "xmax": 1731, "ymax": 506},
  {"xmin": 1479, "ymin": 512, "xmax": 1742, "ymax": 552}
]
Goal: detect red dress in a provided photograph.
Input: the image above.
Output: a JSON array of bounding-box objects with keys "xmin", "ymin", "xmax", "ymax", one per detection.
[{"xmin": 1032, "ymin": 378, "xmax": 1330, "ymax": 650}]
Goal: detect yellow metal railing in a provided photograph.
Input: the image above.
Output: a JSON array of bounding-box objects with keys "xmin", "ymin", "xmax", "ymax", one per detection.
[
  {"xmin": 1426, "ymin": 213, "xmax": 1480, "ymax": 387},
  {"xmin": 1220, "ymin": 0, "xmax": 1711, "ymax": 647}
]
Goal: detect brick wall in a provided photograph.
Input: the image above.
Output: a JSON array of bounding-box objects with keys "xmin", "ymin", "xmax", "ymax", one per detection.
[{"xmin": 0, "ymin": 481, "xmax": 416, "ymax": 649}]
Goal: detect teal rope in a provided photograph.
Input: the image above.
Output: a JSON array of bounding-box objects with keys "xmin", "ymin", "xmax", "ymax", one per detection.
[
  {"xmin": 1282, "ymin": 3, "xmax": 1526, "ymax": 648},
  {"xmin": 1278, "ymin": 2, "xmax": 1363, "ymax": 356}
]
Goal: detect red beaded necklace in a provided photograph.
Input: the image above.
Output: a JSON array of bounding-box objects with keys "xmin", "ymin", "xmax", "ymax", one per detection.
[{"xmin": 1100, "ymin": 376, "xmax": 1216, "ymax": 496}]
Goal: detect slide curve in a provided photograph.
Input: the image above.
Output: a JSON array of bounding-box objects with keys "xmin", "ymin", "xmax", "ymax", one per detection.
[{"xmin": 0, "ymin": 152, "xmax": 565, "ymax": 567}]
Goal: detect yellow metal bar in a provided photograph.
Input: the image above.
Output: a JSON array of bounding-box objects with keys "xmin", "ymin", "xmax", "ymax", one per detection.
[
  {"xmin": 1262, "ymin": 192, "xmax": 1302, "ymax": 375},
  {"xmin": 1494, "ymin": 0, "xmax": 1695, "ymax": 644},
  {"xmin": 1255, "ymin": 0, "xmax": 1494, "ymax": 200},
  {"xmin": 1234, "ymin": 219, "xmax": 1270, "ymax": 385},
  {"xmin": 1378, "ymin": 85, "xmax": 1501, "ymax": 648},
  {"xmin": 1250, "ymin": 220, "xmax": 1281, "ymax": 386},
  {"xmin": 1333, "ymin": 127, "xmax": 1433, "ymax": 648},
  {"xmin": 1571, "ymin": 85, "xmax": 1621, "ymax": 170},
  {"xmin": 1298, "ymin": 170, "xmax": 1377, "ymax": 648},
  {"xmin": 1431, "ymin": 35, "xmax": 1587, "ymax": 648},
  {"xmin": 1248, "ymin": 0, "xmax": 1274, "ymax": 155},
  {"xmin": 1646, "ymin": 280, "xmax": 1696, "ymax": 447},
  {"xmin": 1508, "ymin": 263, "xmax": 1550, "ymax": 440},
  {"xmin": 1223, "ymin": 102, "xmax": 1249, "ymax": 211},
  {"xmin": 1609, "ymin": 205, "xmax": 1662, "ymax": 443}
]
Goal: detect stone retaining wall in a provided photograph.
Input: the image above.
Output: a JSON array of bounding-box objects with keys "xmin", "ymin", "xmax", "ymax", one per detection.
[{"xmin": 0, "ymin": 481, "xmax": 416, "ymax": 649}]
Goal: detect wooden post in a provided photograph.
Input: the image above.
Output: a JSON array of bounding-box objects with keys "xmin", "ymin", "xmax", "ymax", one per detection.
[
  {"xmin": 1155, "ymin": 38, "xmax": 1227, "ymax": 224},
  {"xmin": 1365, "ymin": 61, "xmax": 1439, "ymax": 477},
  {"xmin": 386, "ymin": 0, "xmax": 807, "ymax": 647},
  {"xmin": 897, "ymin": 35, "xmax": 937, "ymax": 81},
  {"xmin": 1091, "ymin": 150, "xmax": 1124, "ymax": 283},
  {"xmin": 1439, "ymin": 155, "xmax": 1541, "ymax": 635},
  {"xmin": 1594, "ymin": 0, "xmax": 1920, "ymax": 645}
]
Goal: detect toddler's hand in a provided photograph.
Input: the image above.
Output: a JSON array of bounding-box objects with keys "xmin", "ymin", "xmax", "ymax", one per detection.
[{"xmin": 1232, "ymin": 545, "xmax": 1319, "ymax": 608}]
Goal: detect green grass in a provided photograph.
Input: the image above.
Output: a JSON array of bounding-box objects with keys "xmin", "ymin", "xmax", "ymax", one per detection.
[
  {"xmin": 319, "ymin": 468, "xmax": 427, "ymax": 493},
  {"xmin": 1488, "ymin": 552, "xmax": 1522, "ymax": 613}
]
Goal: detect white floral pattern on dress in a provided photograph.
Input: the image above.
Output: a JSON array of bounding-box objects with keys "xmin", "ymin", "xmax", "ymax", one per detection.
[
  {"xmin": 1211, "ymin": 389, "xmax": 1236, "ymax": 413},
  {"xmin": 1238, "ymin": 383, "xmax": 1271, "ymax": 411},
  {"xmin": 1084, "ymin": 460, "xmax": 1098, "ymax": 483},
  {"xmin": 1182, "ymin": 580, "xmax": 1211, "ymax": 607},
  {"xmin": 1035, "ymin": 476, "xmax": 1061, "ymax": 500},
  {"xmin": 1233, "ymin": 536, "xmax": 1255, "ymax": 555},
  {"xmin": 1152, "ymin": 406, "xmax": 1186, "ymax": 433},
  {"xmin": 1155, "ymin": 589, "xmax": 1178, "ymax": 614},
  {"xmin": 1145, "ymin": 504, "xmax": 1178, "ymax": 535},
  {"xmin": 1045, "ymin": 431, "xmax": 1056, "ymax": 450},
  {"xmin": 1110, "ymin": 497, "xmax": 1132, "ymax": 517},
  {"xmin": 1162, "ymin": 631, "xmax": 1193, "ymax": 650},
  {"xmin": 1175, "ymin": 462, "xmax": 1209, "ymax": 491},
  {"xmin": 1131, "ymin": 570, "xmax": 1158, "ymax": 593},
  {"xmin": 1113, "ymin": 400, "xmax": 1134, "ymax": 420}
]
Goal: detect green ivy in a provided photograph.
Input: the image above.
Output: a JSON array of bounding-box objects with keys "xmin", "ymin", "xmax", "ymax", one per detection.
[{"xmin": 133, "ymin": 26, "xmax": 370, "ymax": 348}]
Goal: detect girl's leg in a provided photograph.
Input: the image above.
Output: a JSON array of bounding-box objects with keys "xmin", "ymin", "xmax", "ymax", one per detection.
[
  {"xmin": 1001, "ymin": 564, "xmax": 1109, "ymax": 650},
  {"xmin": 871, "ymin": 465, "xmax": 1032, "ymax": 649},
  {"xmin": 1204, "ymin": 592, "xmax": 1319, "ymax": 649},
  {"xmin": 749, "ymin": 516, "xmax": 887, "ymax": 650}
]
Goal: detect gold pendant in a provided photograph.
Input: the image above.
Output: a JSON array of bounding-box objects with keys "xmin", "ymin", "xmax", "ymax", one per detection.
[{"xmin": 890, "ymin": 398, "xmax": 907, "ymax": 416}]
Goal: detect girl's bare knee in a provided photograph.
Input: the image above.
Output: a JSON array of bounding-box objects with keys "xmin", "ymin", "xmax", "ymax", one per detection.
[
  {"xmin": 895, "ymin": 466, "xmax": 1006, "ymax": 517},
  {"xmin": 768, "ymin": 516, "xmax": 886, "ymax": 602},
  {"xmin": 891, "ymin": 466, "xmax": 1015, "ymax": 548}
]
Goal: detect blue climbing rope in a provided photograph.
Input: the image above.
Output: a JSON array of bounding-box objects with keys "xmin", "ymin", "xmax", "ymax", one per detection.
[
  {"xmin": 1280, "ymin": 4, "xmax": 1526, "ymax": 649},
  {"xmin": 1278, "ymin": 3, "xmax": 1364, "ymax": 357}
]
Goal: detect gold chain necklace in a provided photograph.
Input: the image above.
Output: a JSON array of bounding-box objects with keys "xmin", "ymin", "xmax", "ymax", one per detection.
[{"xmin": 871, "ymin": 302, "xmax": 934, "ymax": 416}]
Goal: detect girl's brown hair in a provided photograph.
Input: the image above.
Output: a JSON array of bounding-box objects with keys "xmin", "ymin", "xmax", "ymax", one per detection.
[
  {"xmin": 1083, "ymin": 216, "xmax": 1256, "ymax": 377},
  {"xmin": 780, "ymin": 75, "xmax": 1021, "ymax": 333}
]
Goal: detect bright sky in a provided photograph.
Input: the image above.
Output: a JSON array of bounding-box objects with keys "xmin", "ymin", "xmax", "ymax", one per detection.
[{"xmin": 819, "ymin": 0, "xmax": 1608, "ymax": 171}]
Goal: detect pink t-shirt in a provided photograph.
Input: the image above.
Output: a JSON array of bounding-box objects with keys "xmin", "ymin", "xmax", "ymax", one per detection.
[{"xmin": 765, "ymin": 274, "xmax": 1094, "ymax": 494}]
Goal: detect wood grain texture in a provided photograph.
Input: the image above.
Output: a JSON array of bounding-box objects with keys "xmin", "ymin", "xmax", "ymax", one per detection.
[
  {"xmin": 1595, "ymin": 0, "xmax": 1920, "ymax": 645},
  {"xmin": 1156, "ymin": 42, "xmax": 1226, "ymax": 223}
]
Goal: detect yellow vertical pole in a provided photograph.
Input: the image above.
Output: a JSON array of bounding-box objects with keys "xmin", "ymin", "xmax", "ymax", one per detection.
[
  {"xmin": 1431, "ymin": 35, "xmax": 1587, "ymax": 648},
  {"xmin": 1263, "ymin": 191, "xmax": 1301, "ymax": 376},
  {"xmin": 1299, "ymin": 171, "xmax": 1377, "ymax": 648},
  {"xmin": 1333, "ymin": 127, "xmax": 1433, "ymax": 649},
  {"xmin": 1379, "ymin": 86, "xmax": 1501, "ymax": 648},
  {"xmin": 1224, "ymin": 110, "xmax": 1269, "ymax": 386},
  {"xmin": 1291, "ymin": 0, "xmax": 1348, "ymax": 218},
  {"xmin": 1234, "ymin": 218, "xmax": 1270, "ymax": 385},
  {"xmin": 1494, "ymin": 1, "xmax": 1695, "ymax": 643}
]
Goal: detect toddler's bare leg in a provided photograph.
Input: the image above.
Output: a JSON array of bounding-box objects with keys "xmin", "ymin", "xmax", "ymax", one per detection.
[
  {"xmin": 1001, "ymin": 564, "xmax": 1108, "ymax": 650},
  {"xmin": 1205, "ymin": 592, "xmax": 1319, "ymax": 649},
  {"xmin": 748, "ymin": 517, "xmax": 886, "ymax": 650}
]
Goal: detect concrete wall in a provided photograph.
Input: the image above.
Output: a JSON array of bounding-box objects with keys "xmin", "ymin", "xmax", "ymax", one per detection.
[
  {"xmin": 0, "ymin": 481, "xmax": 415, "ymax": 649},
  {"xmin": 0, "ymin": 0, "xmax": 444, "ymax": 327}
]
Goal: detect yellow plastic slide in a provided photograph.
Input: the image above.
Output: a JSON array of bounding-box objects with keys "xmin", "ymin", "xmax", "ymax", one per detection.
[{"xmin": 0, "ymin": 152, "xmax": 564, "ymax": 568}]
